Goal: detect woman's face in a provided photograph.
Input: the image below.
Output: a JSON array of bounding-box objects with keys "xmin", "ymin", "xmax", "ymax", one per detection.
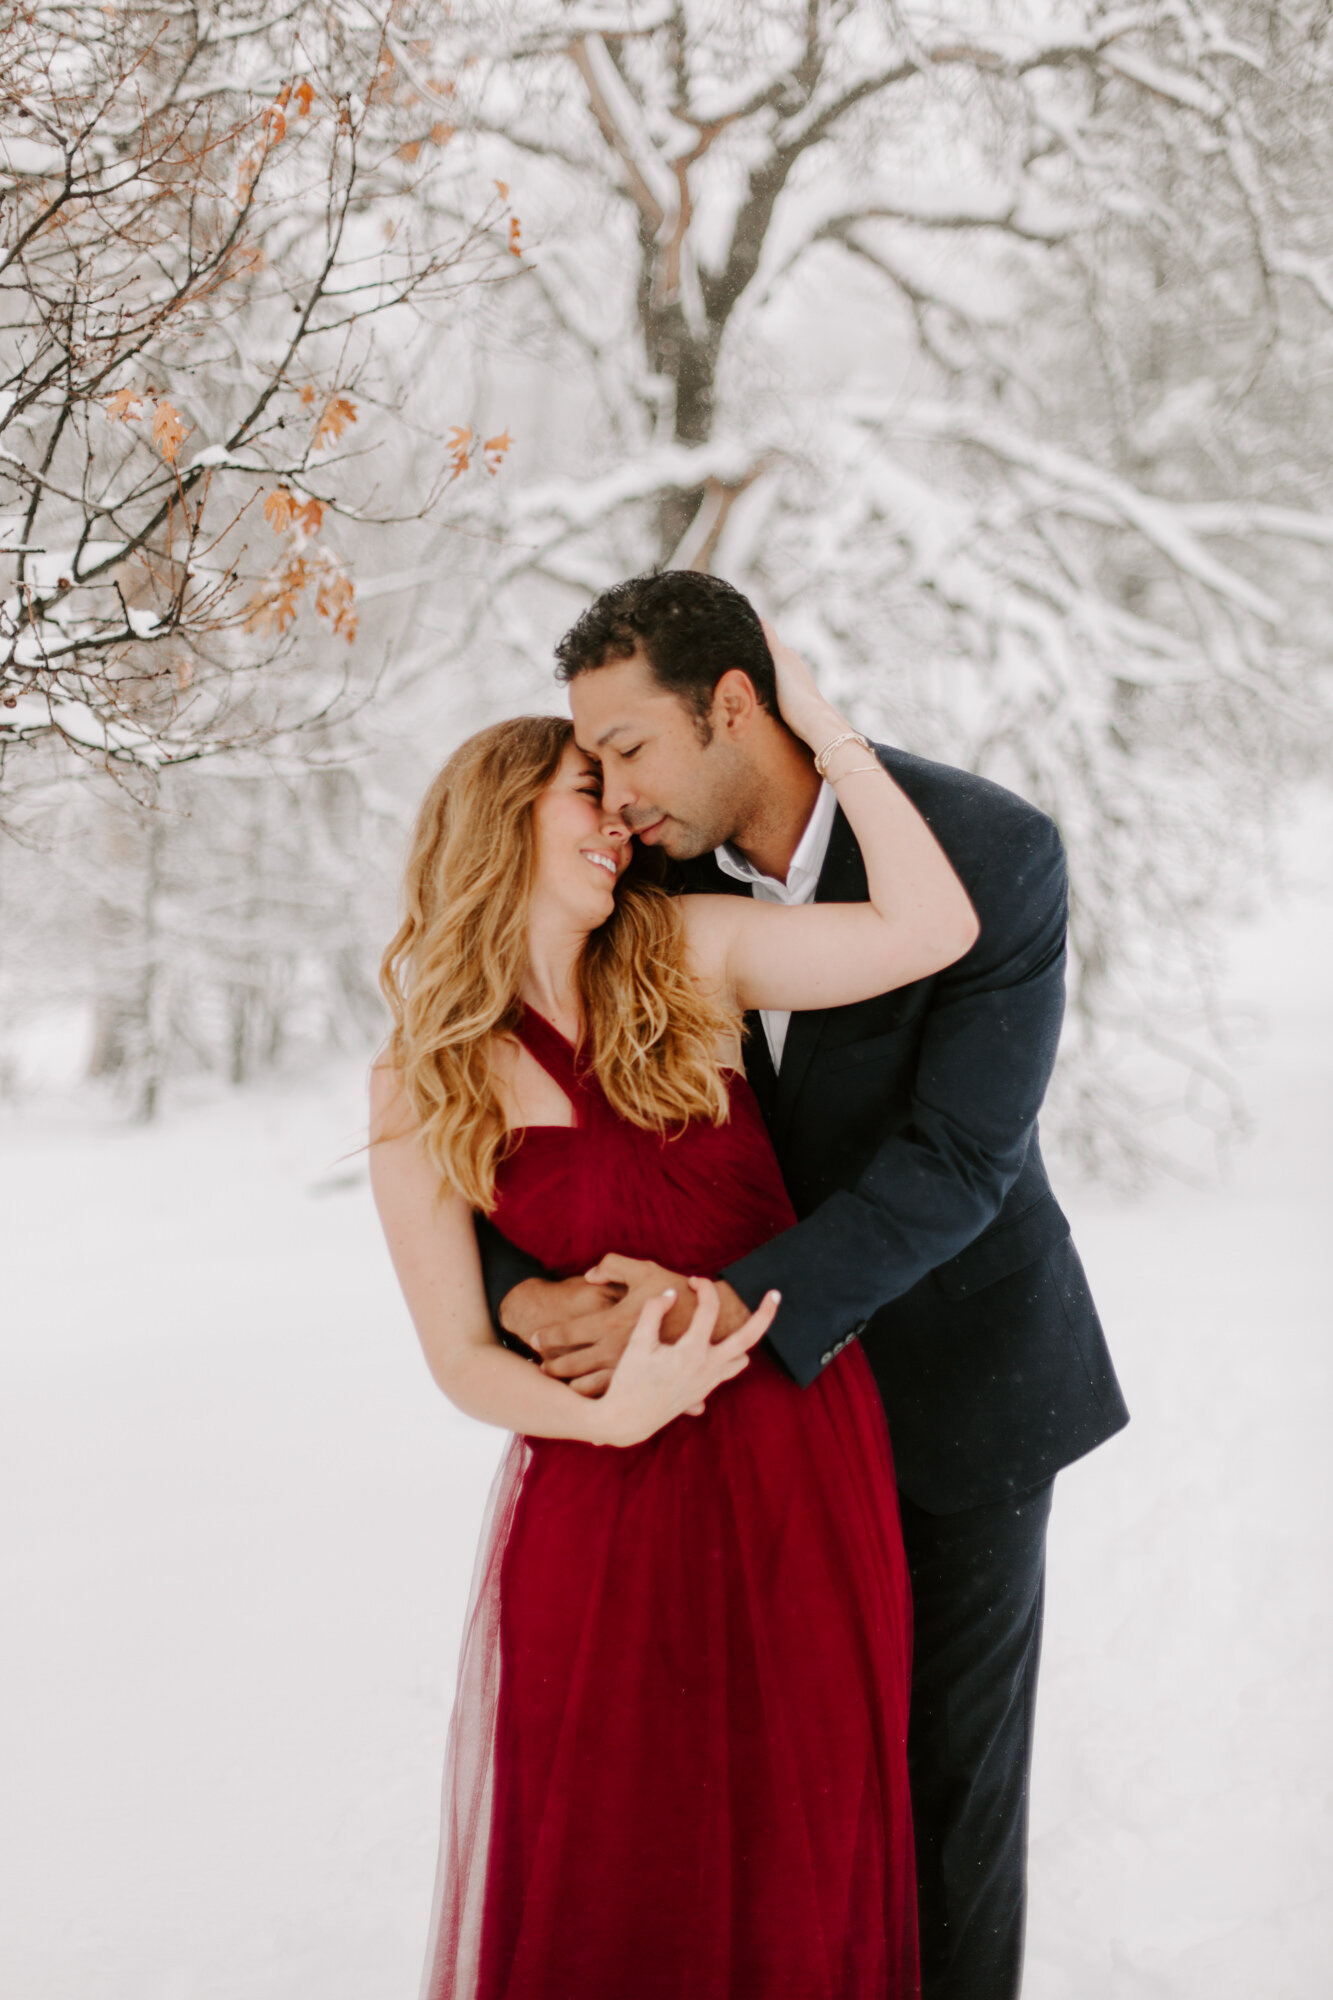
[{"xmin": 530, "ymin": 740, "xmax": 632, "ymax": 928}]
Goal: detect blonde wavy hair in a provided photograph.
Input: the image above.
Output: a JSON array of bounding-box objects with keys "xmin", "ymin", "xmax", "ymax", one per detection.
[{"xmin": 380, "ymin": 715, "xmax": 738, "ymax": 1211}]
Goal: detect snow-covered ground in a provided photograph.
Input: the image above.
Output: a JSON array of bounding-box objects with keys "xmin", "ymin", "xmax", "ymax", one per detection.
[
  {"xmin": 2, "ymin": 878, "xmax": 1328, "ymax": 1999},
  {"xmin": 1024, "ymin": 868, "xmax": 1333, "ymax": 2000}
]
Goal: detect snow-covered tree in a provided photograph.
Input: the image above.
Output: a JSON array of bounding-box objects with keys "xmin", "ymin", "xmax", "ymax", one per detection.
[
  {"xmin": 1, "ymin": 748, "xmax": 399, "ymax": 1117},
  {"xmin": 400, "ymin": 0, "xmax": 1333, "ymax": 1180},
  {"xmin": 0, "ymin": 1, "xmax": 519, "ymax": 1110},
  {"xmin": 0, "ymin": 0, "xmax": 513, "ymax": 790},
  {"xmin": 5, "ymin": 1, "xmax": 1330, "ymax": 1169}
]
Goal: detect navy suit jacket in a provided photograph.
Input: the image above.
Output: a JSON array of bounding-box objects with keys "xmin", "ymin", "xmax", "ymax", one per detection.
[{"xmin": 477, "ymin": 745, "xmax": 1128, "ymax": 1513}]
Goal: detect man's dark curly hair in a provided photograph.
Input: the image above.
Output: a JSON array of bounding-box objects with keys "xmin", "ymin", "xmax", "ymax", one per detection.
[{"xmin": 554, "ymin": 570, "xmax": 778, "ymax": 728}]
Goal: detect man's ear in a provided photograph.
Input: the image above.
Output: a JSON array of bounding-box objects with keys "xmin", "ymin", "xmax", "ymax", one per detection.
[{"xmin": 711, "ymin": 668, "xmax": 762, "ymax": 736}]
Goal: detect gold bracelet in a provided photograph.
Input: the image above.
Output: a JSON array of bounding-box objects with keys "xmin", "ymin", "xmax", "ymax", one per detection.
[
  {"xmin": 828, "ymin": 763, "xmax": 882, "ymax": 779},
  {"xmin": 813, "ymin": 729, "xmax": 871, "ymax": 778}
]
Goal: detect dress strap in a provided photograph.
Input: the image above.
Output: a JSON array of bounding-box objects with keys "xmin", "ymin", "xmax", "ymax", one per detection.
[{"xmin": 513, "ymin": 1003, "xmax": 586, "ymax": 1098}]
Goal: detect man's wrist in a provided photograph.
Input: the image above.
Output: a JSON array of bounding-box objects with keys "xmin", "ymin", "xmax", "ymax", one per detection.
[
  {"xmin": 499, "ymin": 1277, "xmax": 543, "ymax": 1338},
  {"xmin": 712, "ymin": 1279, "xmax": 753, "ymax": 1341}
]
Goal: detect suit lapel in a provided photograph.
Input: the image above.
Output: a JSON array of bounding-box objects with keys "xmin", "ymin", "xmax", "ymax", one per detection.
[
  {"xmin": 675, "ymin": 814, "xmax": 872, "ymax": 1143},
  {"xmin": 771, "ymin": 804, "xmax": 867, "ymax": 1142}
]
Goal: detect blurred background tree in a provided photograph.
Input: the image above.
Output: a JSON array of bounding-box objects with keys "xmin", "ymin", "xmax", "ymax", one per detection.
[
  {"xmin": 405, "ymin": 0, "xmax": 1333, "ymax": 1182},
  {"xmin": 1, "ymin": 0, "xmax": 514, "ymax": 1113},
  {"xmin": 3, "ymin": 0, "xmax": 1329, "ymax": 1174}
]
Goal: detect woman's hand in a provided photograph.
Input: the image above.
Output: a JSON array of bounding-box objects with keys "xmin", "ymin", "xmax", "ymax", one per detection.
[
  {"xmin": 587, "ymin": 1277, "xmax": 781, "ymax": 1448},
  {"xmin": 760, "ymin": 619, "xmax": 842, "ymax": 751}
]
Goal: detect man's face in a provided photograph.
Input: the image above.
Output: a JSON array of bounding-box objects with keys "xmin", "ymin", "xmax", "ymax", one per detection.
[{"xmin": 568, "ymin": 653, "xmax": 753, "ymax": 861}]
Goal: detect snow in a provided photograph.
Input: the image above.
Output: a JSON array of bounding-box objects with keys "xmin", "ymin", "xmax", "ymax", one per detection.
[
  {"xmin": 885, "ymin": 400, "xmax": 1284, "ymax": 625},
  {"xmin": 1024, "ymin": 863, "xmax": 1333, "ymax": 1998},
  {"xmin": 1098, "ymin": 45, "xmax": 1224, "ymax": 118},
  {"xmin": 577, "ymin": 31, "xmax": 680, "ymax": 222},
  {"xmin": 511, "ymin": 438, "xmax": 757, "ymax": 537},
  {"xmin": 180, "ymin": 446, "xmax": 272, "ymax": 475},
  {"xmin": 1, "ymin": 874, "xmax": 1329, "ymax": 1998},
  {"xmin": 0, "ymin": 135, "xmax": 67, "ymax": 178}
]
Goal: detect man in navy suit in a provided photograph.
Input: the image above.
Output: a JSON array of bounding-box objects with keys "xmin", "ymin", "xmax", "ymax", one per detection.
[{"xmin": 478, "ymin": 570, "xmax": 1128, "ymax": 1999}]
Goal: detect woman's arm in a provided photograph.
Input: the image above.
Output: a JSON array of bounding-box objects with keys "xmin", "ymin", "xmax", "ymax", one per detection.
[
  {"xmin": 368, "ymin": 1064, "xmax": 777, "ymax": 1444},
  {"xmin": 681, "ymin": 632, "xmax": 980, "ymax": 1016}
]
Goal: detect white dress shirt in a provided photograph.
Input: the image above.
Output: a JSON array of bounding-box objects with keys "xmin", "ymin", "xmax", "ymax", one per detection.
[{"xmin": 713, "ymin": 779, "xmax": 839, "ymax": 1070}]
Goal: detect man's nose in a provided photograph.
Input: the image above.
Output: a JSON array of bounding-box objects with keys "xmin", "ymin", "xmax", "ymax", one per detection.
[
  {"xmin": 600, "ymin": 811, "xmax": 631, "ymax": 843},
  {"xmin": 598, "ymin": 771, "xmax": 634, "ymax": 817}
]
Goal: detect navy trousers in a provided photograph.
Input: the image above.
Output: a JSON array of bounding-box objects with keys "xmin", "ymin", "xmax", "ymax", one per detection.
[{"xmin": 899, "ymin": 1479, "xmax": 1054, "ymax": 2000}]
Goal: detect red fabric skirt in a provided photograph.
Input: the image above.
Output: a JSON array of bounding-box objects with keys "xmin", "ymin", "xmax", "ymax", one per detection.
[{"xmin": 420, "ymin": 1342, "xmax": 918, "ymax": 2000}]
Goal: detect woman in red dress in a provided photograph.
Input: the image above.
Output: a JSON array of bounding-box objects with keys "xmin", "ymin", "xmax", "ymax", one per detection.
[{"xmin": 370, "ymin": 637, "xmax": 978, "ymax": 2000}]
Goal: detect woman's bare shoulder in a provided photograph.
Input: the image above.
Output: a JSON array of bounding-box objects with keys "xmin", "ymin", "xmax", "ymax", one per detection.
[
  {"xmin": 368, "ymin": 1049, "xmax": 417, "ymax": 1144},
  {"xmin": 371, "ymin": 1034, "xmax": 527, "ymax": 1139},
  {"xmin": 676, "ymin": 892, "xmax": 743, "ymax": 981}
]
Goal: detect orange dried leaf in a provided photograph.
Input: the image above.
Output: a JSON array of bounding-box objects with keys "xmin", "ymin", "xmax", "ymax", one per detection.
[
  {"xmin": 315, "ymin": 571, "xmax": 356, "ymax": 639},
  {"xmin": 446, "ymin": 423, "xmax": 472, "ymax": 479},
  {"xmin": 312, "ymin": 395, "xmax": 358, "ymax": 450},
  {"xmin": 430, "ymin": 122, "xmax": 455, "ymax": 147},
  {"xmin": 245, "ymin": 556, "xmax": 308, "ymax": 634},
  {"xmin": 299, "ymin": 384, "xmax": 317, "ymax": 406},
  {"xmin": 263, "ymin": 488, "xmax": 295, "ymax": 533},
  {"xmin": 262, "ymin": 106, "xmax": 287, "ymax": 145},
  {"xmin": 295, "ymin": 78, "xmax": 315, "ymax": 117},
  {"xmin": 494, "ymin": 179, "xmax": 509, "ymax": 199},
  {"xmin": 152, "ymin": 401, "xmax": 187, "ymax": 464},
  {"xmin": 245, "ymin": 592, "xmax": 299, "ymax": 634},
  {"xmin": 294, "ymin": 497, "xmax": 324, "ymax": 535},
  {"xmin": 483, "ymin": 430, "xmax": 513, "ymax": 458},
  {"xmin": 508, "ymin": 216, "xmax": 522, "ymax": 257},
  {"xmin": 397, "ymin": 139, "xmax": 422, "ymax": 164},
  {"xmin": 105, "ymin": 386, "xmax": 142, "ymax": 422}
]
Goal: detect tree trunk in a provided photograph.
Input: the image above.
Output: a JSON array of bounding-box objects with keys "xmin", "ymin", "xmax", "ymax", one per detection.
[{"xmin": 647, "ymin": 295, "xmax": 721, "ymax": 559}]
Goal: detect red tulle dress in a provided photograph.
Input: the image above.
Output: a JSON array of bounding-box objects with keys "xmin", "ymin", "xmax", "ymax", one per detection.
[{"xmin": 419, "ymin": 1007, "xmax": 918, "ymax": 2000}]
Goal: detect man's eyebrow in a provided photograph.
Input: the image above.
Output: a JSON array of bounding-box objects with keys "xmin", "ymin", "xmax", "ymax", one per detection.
[{"xmin": 593, "ymin": 722, "xmax": 636, "ymax": 748}]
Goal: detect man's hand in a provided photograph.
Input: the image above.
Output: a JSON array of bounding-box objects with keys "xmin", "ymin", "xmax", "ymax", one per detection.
[
  {"xmin": 588, "ymin": 1279, "xmax": 780, "ymax": 1447},
  {"xmin": 498, "ymin": 1274, "xmax": 618, "ymax": 1342},
  {"xmin": 520, "ymin": 1253, "xmax": 755, "ymax": 1399}
]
